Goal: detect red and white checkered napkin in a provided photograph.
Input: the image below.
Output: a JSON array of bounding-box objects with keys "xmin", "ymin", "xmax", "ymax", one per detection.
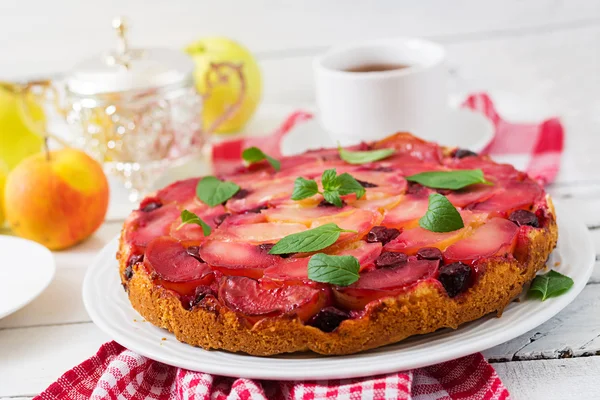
[
  {"xmin": 461, "ymin": 93, "xmax": 564, "ymax": 185},
  {"xmin": 36, "ymin": 341, "xmax": 509, "ymax": 400},
  {"xmin": 36, "ymin": 93, "xmax": 563, "ymax": 400},
  {"xmin": 212, "ymin": 92, "xmax": 564, "ymax": 185}
]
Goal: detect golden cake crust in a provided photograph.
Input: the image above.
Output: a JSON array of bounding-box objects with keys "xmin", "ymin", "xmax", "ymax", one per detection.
[{"xmin": 117, "ymin": 201, "xmax": 557, "ymax": 356}]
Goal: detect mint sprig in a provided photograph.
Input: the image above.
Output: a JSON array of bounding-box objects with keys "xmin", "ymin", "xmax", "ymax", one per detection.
[
  {"xmin": 291, "ymin": 177, "xmax": 319, "ymax": 200},
  {"xmin": 528, "ymin": 270, "xmax": 574, "ymax": 301},
  {"xmin": 268, "ymin": 223, "xmax": 355, "ymax": 254},
  {"xmin": 176, "ymin": 210, "xmax": 211, "ymax": 236},
  {"xmin": 406, "ymin": 169, "xmax": 492, "ymax": 190},
  {"xmin": 419, "ymin": 193, "xmax": 464, "ymax": 232},
  {"xmin": 242, "ymin": 147, "xmax": 281, "ymax": 171},
  {"xmin": 323, "ymin": 191, "xmax": 344, "ymax": 207},
  {"xmin": 338, "ymin": 144, "xmax": 395, "ymax": 165},
  {"xmin": 307, "ymin": 253, "xmax": 360, "ymax": 286},
  {"xmin": 291, "ymin": 168, "xmax": 365, "ymax": 207},
  {"xmin": 196, "ymin": 176, "xmax": 240, "ymax": 207}
]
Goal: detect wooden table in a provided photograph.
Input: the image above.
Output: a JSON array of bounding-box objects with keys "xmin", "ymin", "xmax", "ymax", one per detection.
[{"xmin": 1, "ymin": 1, "xmax": 600, "ymax": 398}]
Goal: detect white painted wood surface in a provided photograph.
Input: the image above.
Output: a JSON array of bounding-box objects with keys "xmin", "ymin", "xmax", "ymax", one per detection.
[{"xmin": 1, "ymin": 1, "xmax": 600, "ymax": 398}]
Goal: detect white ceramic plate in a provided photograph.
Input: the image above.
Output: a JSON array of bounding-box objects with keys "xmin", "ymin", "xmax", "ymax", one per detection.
[
  {"xmin": 0, "ymin": 236, "xmax": 55, "ymax": 319},
  {"xmin": 83, "ymin": 203, "xmax": 594, "ymax": 380}
]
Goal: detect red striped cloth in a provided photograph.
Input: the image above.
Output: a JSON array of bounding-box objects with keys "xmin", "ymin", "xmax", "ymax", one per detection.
[
  {"xmin": 36, "ymin": 341, "xmax": 509, "ymax": 400},
  {"xmin": 462, "ymin": 93, "xmax": 564, "ymax": 185},
  {"xmin": 36, "ymin": 92, "xmax": 563, "ymax": 400}
]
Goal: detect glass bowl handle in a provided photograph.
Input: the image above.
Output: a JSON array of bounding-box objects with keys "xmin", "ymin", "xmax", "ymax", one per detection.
[
  {"xmin": 201, "ymin": 62, "xmax": 247, "ymax": 134},
  {"xmin": 3, "ymin": 80, "xmax": 70, "ymax": 148}
]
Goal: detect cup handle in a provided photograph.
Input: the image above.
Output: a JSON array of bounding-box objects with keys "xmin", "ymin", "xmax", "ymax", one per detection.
[
  {"xmin": 201, "ymin": 62, "xmax": 247, "ymax": 134},
  {"xmin": 8, "ymin": 80, "xmax": 70, "ymax": 148}
]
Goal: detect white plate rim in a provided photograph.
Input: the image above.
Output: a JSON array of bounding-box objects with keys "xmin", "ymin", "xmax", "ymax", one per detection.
[
  {"xmin": 83, "ymin": 203, "xmax": 594, "ymax": 380},
  {"xmin": 0, "ymin": 236, "xmax": 55, "ymax": 319}
]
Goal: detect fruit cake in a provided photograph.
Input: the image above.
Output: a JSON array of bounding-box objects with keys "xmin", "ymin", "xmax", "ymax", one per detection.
[{"xmin": 118, "ymin": 133, "xmax": 557, "ymax": 356}]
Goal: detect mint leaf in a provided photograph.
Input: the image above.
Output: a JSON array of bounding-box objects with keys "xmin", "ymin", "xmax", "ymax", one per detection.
[
  {"xmin": 319, "ymin": 169, "xmax": 366, "ymax": 207},
  {"xmin": 406, "ymin": 169, "xmax": 492, "ymax": 190},
  {"xmin": 528, "ymin": 270, "xmax": 574, "ymax": 301},
  {"xmin": 335, "ymin": 173, "xmax": 366, "ymax": 199},
  {"xmin": 307, "ymin": 253, "xmax": 360, "ymax": 286},
  {"xmin": 176, "ymin": 210, "xmax": 211, "ymax": 236},
  {"xmin": 242, "ymin": 146, "xmax": 281, "ymax": 171},
  {"xmin": 269, "ymin": 223, "xmax": 354, "ymax": 254},
  {"xmin": 196, "ymin": 176, "xmax": 240, "ymax": 207},
  {"xmin": 291, "ymin": 177, "xmax": 319, "ymax": 200},
  {"xmin": 323, "ymin": 190, "xmax": 344, "ymax": 207},
  {"xmin": 419, "ymin": 193, "xmax": 464, "ymax": 232},
  {"xmin": 321, "ymin": 168, "xmax": 338, "ymax": 189},
  {"xmin": 291, "ymin": 169, "xmax": 366, "ymax": 207},
  {"xmin": 338, "ymin": 144, "xmax": 395, "ymax": 165}
]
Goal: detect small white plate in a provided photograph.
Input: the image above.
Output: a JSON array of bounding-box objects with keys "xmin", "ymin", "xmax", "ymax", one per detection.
[
  {"xmin": 0, "ymin": 236, "xmax": 55, "ymax": 319},
  {"xmin": 281, "ymin": 106, "xmax": 494, "ymax": 156},
  {"xmin": 83, "ymin": 203, "xmax": 594, "ymax": 380}
]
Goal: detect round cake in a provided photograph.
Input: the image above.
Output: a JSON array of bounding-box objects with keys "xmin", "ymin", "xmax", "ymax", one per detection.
[{"xmin": 118, "ymin": 133, "xmax": 557, "ymax": 356}]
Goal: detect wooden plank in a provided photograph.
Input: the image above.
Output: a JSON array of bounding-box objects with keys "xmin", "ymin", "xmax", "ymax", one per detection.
[
  {"xmin": 1, "ymin": 0, "xmax": 600, "ymax": 79},
  {"xmin": 492, "ymin": 357, "xmax": 600, "ymax": 400},
  {"xmin": 0, "ymin": 323, "xmax": 109, "ymax": 397},
  {"xmin": 0, "ymin": 267, "xmax": 91, "ymax": 329},
  {"xmin": 484, "ymin": 284, "xmax": 600, "ymax": 361},
  {"xmin": 52, "ymin": 222, "xmax": 121, "ymax": 270},
  {"xmin": 549, "ymin": 194, "xmax": 600, "ymax": 230},
  {"xmin": 589, "ymin": 229, "xmax": 600, "ymax": 255},
  {"xmin": 589, "ymin": 260, "xmax": 600, "ymax": 285},
  {"xmin": 0, "ymin": 223, "xmax": 121, "ymax": 328},
  {"xmin": 0, "ymin": 398, "xmax": 33, "ymax": 400}
]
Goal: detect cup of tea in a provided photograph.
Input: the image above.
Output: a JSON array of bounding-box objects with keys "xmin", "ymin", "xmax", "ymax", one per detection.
[{"xmin": 313, "ymin": 38, "xmax": 446, "ymax": 145}]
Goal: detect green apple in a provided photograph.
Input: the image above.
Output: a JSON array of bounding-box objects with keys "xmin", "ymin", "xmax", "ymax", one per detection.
[
  {"xmin": 0, "ymin": 84, "xmax": 45, "ymax": 170},
  {"xmin": 185, "ymin": 37, "xmax": 262, "ymax": 134}
]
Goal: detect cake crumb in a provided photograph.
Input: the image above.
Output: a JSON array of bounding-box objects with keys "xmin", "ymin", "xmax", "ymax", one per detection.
[
  {"xmin": 161, "ymin": 337, "xmax": 167, "ymax": 341},
  {"xmin": 133, "ymin": 319, "xmax": 137, "ymax": 322},
  {"xmin": 554, "ymin": 261, "xmax": 561, "ymax": 267}
]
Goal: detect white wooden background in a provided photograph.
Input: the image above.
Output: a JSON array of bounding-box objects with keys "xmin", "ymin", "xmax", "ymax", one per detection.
[{"xmin": 2, "ymin": 1, "xmax": 600, "ymax": 398}]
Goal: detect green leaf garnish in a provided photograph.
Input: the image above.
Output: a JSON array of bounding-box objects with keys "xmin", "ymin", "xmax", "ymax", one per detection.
[
  {"xmin": 176, "ymin": 210, "xmax": 211, "ymax": 236},
  {"xmin": 242, "ymin": 146, "xmax": 281, "ymax": 171},
  {"xmin": 334, "ymin": 173, "xmax": 366, "ymax": 197},
  {"xmin": 419, "ymin": 193, "xmax": 464, "ymax": 233},
  {"xmin": 268, "ymin": 223, "xmax": 355, "ymax": 254},
  {"xmin": 291, "ymin": 169, "xmax": 365, "ymax": 207},
  {"xmin": 321, "ymin": 168, "xmax": 338, "ymax": 188},
  {"xmin": 323, "ymin": 190, "xmax": 344, "ymax": 208},
  {"xmin": 406, "ymin": 169, "xmax": 492, "ymax": 190},
  {"xmin": 528, "ymin": 270, "xmax": 574, "ymax": 301},
  {"xmin": 338, "ymin": 144, "xmax": 395, "ymax": 165},
  {"xmin": 196, "ymin": 176, "xmax": 240, "ymax": 207},
  {"xmin": 307, "ymin": 253, "xmax": 360, "ymax": 286},
  {"xmin": 291, "ymin": 177, "xmax": 319, "ymax": 200}
]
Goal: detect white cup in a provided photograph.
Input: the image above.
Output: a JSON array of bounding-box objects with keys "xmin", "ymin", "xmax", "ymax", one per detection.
[{"xmin": 313, "ymin": 38, "xmax": 447, "ymax": 146}]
